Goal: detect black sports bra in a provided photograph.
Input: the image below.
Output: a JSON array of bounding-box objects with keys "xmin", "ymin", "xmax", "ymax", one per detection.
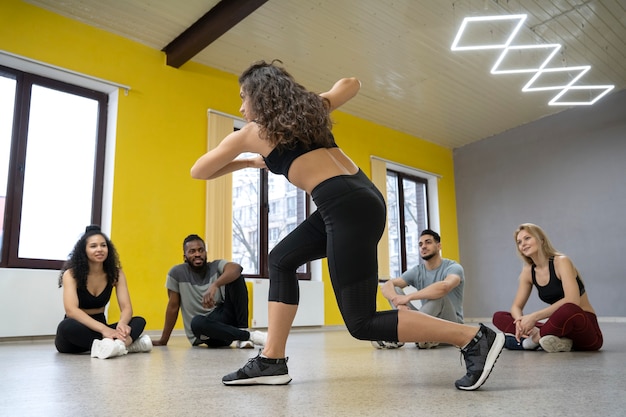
[
  {"xmin": 531, "ymin": 257, "xmax": 585, "ymax": 305},
  {"xmin": 263, "ymin": 135, "xmax": 338, "ymax": 178},
  {"xmin": 77, "ymin": 282, "xmax": 113, "ymax": 310}
]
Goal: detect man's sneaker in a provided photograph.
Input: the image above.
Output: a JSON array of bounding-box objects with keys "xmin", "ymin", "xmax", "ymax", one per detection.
[
  {"xmin": 371, "ymin": 340, "xmax": 405, "ymax": 349},
  {"xmin": 504, "ymin": 333, "xmax": 525, "ymax": 350},
  {"xmin": 90, "ymin": 338, "xmax": 128, "ymax": 359},
  {"xmin": 222, "ymin": 352, "xmax": 292, "ymax": 385},
  {"xmin": 249, "ymin": 330, "xmax": 267, "ymax": 346},
  {"xmin": 417, "ymin": 341, "xmax": 440, "ymax": 349},
  {"xmin": 127, "ymin": 334, "xmax": 153, "ymax": 353},
  {"xmin": 539, "ymin": 335, "xmax": 573, "ymax": 353},
  {"xmin": 455, "ymin": 324, "xmax": 505, "ymax": 391},
  {"xmin": 504, "ymin": 333, "xmax": 539, "ymax": 351},
  {"xmin": 236, "ymin": 340, "xmax": 254, "ymax": 349}
]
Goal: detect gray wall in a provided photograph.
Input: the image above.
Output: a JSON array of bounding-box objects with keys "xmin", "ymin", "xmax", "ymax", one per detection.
[{"xmin": 454, "ymin": 89, "xmax": 626, "ymax": 318}]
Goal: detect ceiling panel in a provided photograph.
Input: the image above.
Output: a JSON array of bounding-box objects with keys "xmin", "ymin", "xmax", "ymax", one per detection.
[{"xmin": 23, "ymin": 0, "xmax": 626, "ymax": 149}]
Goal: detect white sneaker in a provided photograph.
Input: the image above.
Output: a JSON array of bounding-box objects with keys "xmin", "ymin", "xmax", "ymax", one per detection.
[
  {"xmin": 236, "ymin": 340, "xmax": 254, "ymax": 349},
  {"xmin": 371, "ymin": 340, "xmax": 404, "ymax": 349},
  {"xmin": 91, "ymin": 338, "xmax": 128, "ymax": 359},
  {"xmin": 417, "ymin": 341, "xmax": 440, "ymax": 349},
  {"xmin": 539, "ymin": 335, "xmax": 573, "ymax": 353},
  {"xmin": 249, "ymin": 330, "xmax": 267, "ymax": 346},
  {"xmin": 127, "ymin": 334, "xmax": 153, "ymax": 353}
]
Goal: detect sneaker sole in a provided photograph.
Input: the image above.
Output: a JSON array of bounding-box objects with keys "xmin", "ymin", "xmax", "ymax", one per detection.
[
  {"xmin": 222, "ymin": 374, "xmax": 292, "ymax": 386},
  {"xmin": 540, "ymin": 336, "xmax": 573, "ymax": 353},
  {"xmin": 457, "ymin": 331, "xmax": 505, "ymax": 391}
]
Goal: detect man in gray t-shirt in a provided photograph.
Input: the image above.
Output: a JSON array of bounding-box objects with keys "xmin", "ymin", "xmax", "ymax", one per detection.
[
  {"xmin": 153, "ymin": 234, "xmax": 266, "ymax": 348},
  {"xmin": 373, "ymin": 229, "xmax": 464, "ymax": 349}
]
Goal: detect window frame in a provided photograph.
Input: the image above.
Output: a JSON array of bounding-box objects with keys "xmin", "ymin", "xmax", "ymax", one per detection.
[
  {"xmin": 231, "ymin": 142, "xmax": 311, "ymax": 281},
  {"xmin": 388, "ymin": 169, "xmax": 429, "ymax": 273},
  {"xmin": 0, "ymin": 64, "xmax": 109, "ymax": 269}
]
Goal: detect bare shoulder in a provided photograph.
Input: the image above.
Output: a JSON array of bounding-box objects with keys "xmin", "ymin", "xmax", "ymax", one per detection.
[
  {"xmin": 62, "ymin": 269, "xmax": 76, "ymax": 286},
  {"xmin": 115, "ymin": 269, "xmax": 128, "ymax": 285},
  {"xmin": 553, "ymin": 255, "xmax": 576, "ymax": 275},
  {"xmin": 519, "ymin": 263, "xmax": 533, "ymax": 282},
  {"xmin": 235, "ymin": 122, "xmax": 273, "ymax": 155},
  {"xmin": 553, "ymin": 254, "xmax": 574, "ymax": 267}
]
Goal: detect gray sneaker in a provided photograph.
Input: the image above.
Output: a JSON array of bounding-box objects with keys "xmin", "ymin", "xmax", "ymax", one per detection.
[
  {"xmin": 222, "ymin": 351, "xmax": 292, "ymax": 385},
  {"xmin": 455, "ymin": 324, "xmax": 505, "ymax": 391}
]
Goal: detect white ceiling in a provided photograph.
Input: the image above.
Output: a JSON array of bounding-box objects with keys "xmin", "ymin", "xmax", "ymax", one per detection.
[{"xmin": 24, "ymin": 0, "xmax": 626, "ymax": 149}]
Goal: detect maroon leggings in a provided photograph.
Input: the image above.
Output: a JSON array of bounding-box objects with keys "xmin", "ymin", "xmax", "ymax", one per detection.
[{"xmin": 492, "ymin": 302, "xmax": 603, "ymax": 351}]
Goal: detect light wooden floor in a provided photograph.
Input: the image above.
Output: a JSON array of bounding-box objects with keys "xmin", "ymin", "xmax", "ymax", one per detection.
[{"xmin": 1, "ymin": 322, "xmax": 625, "ymax": 417}]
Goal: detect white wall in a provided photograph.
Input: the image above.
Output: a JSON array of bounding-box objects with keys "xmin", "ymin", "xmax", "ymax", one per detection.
[
  {"xmin": 0, "ymin": 268, "xmax": 64, "ymax": 337},
  {"xmin": 454, "ymin": 89, "xmax": 626, "ymax": 318},
  {"xmin": 250, "ymin": 279, "xmax": 324, "ymax": 328}
]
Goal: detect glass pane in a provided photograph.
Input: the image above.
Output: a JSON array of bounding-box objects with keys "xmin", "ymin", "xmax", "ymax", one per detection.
[
  {"xmin": 403, "ymin": 178, "xmax": 427, "ymax": 268},
  {"xmin": 18, "ymin": 85, "xmax": 98, "ymax": 260},
  {"xmin": 0, "ymin": 75, "xmax": 17, "ymax": 260},
  {"xmin": 232, "ymin": 156, "xmax": 260, "ymax": 274},
  {"xmin": 268, "ymin": 173, "xmax": 307, "ymax": 273},
  {"xmin": 386, "ymin": 172, "xmax": 401, "ymax": 278}
]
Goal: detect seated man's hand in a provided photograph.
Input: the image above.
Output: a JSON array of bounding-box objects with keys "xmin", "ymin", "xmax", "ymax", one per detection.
[
  {"xmin": 390, "ymin": 294, "xmax": 412, "ymax": 308},
  {"xmin": 152, "ymin": 338, "xmax": 168, "ymax": 346}
]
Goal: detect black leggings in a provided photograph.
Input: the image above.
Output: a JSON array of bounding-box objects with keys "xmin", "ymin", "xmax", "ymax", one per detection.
[
  {"xmin": 268, "ymin": 169, "xmax": 398, "ymax": 341},
  {"xmin": 55, "ymin": 313, "xmax": 146, "ymax": 354}
]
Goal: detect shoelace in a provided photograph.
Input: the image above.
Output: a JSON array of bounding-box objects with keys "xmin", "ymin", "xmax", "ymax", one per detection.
[{"xmin": 242, "ymin": 355, "xmax": 261, "ymax": 371}]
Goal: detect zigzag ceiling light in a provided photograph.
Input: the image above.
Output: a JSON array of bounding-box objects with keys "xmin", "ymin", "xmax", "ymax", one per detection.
[{"xmin": 451, "ymin": 14, "xmax": 614, "ymax": 105}]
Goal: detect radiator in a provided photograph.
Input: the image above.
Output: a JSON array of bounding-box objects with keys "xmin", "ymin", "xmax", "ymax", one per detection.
[{"xmin": 250, "ymin": 279, "xmax": 324, "ymax": 327}]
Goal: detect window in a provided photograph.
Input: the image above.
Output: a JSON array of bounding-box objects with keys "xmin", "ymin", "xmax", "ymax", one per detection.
[
  {"xmin": 0, "ymin": 65, "xmax": 108, "ymax": 269},
  {"xmin": 386, "ymin": 169, "xmax": 429, "ymax": 277},
  {"xmin": 231, "ymin": 152, "xmax": 309, "ymax": 279}
]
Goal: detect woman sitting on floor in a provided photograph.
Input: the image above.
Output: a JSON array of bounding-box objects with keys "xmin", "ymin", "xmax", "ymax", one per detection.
[
  {"xmin": 492, "ymin": 223, "xmax": 603, "ymax": 352},
  {"xmin": 55, "ymin": 225, "xmax": 152, "ymax": 359}
]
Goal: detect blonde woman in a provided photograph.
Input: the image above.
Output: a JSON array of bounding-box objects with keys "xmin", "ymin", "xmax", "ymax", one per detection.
[{"xmin": 492, "ymin": 223, "xmax": 603, "ymax": 352}]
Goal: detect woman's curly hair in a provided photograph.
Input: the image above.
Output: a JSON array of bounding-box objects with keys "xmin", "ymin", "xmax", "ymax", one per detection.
[
  {"xmin": 58, "ymin": 225, "xmax": 121, "ymax": 288},
  {"xmin": 238, "ymin": 60, "xmax": 334, "ymax": 150}
]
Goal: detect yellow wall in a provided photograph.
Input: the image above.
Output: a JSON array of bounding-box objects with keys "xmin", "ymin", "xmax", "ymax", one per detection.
[{"xmin": 1, "ymin": 0, "xmax": 458, "ymax": 329}]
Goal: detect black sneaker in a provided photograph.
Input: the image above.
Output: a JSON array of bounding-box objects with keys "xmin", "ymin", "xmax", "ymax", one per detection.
[
  {"xmin": 222, "ymin": 352, "xmax": 292, "ymax": 385},
  {"xmin": 455, "ymin": 324, "xmax": 505, "ymax": 391},
  {"xmin": 504, "ymin": 333, "xmax": 525, "ymax": 350}
]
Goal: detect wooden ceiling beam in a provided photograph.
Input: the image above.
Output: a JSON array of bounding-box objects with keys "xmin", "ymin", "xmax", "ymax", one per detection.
[{"xmin": 163, "ymin": 0, "xmax": 269, "ymax": 68}]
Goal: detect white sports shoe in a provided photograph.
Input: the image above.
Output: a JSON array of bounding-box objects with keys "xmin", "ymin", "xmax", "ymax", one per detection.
[
  {"xmin": 417, "ymin": 341, "xmax": 440, "ymax": 349},
  {"xmin": 539, "ymin": 335, "xmax": 573, "ymax": 353},
  {"xmin": 236, "ymin": 340, "xmax": 254, "ymax": 349},
  {"xmin": 249, "ymin": 330, "xmax": 267, "ymax": 346},
  {"xmin": 91, "ymin": 338, "xmax": 128, "ymax": 359},
  {"xmin": 371, "ymin": 340, "xmax": 404, "ymax": 349},
  {"xmin": 127, "ymin": 334, "xmax": 153, "ymax": 353}
]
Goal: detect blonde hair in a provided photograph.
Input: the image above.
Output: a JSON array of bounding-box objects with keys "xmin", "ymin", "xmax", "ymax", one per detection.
[{"xmin": 514, "ymin": 223, "xmax": 562, "ymax": 265}]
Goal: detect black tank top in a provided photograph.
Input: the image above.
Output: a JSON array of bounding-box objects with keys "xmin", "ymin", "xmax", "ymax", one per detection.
[
  {"xmin": 263, "ymin": 135, "xmax": 338, "ymax": 178},
  {"xmin": 531, "ymin": 257, "xmax": 585, "ymax": 304}
]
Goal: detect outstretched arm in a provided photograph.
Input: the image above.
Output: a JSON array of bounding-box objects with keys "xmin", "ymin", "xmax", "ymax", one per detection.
[{"xmin": 320, "ymin": 77, "xmax": 361, "ymax": 112}]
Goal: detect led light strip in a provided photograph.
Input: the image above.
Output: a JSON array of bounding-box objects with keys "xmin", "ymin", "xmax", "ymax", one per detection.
[{"xmin": 451, "ymin": 14, "xmax": 614, "ymax": 105}]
